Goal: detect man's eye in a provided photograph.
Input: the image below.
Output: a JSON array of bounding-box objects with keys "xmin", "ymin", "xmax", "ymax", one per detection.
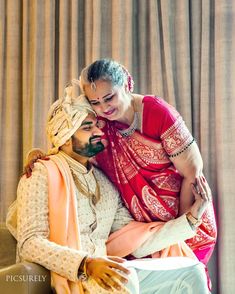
[{"xmin": 83, "ymin": 126, "xmax": 92, "ymax": 131}]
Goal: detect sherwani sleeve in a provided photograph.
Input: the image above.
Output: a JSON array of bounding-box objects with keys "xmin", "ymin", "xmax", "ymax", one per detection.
[
  {"xmin": 17, "ymin": 162, "xmax": 87, "ymax": 282},
  {"xmin": 109, "ymin": 192, "xmax": 196, "ymax": 258},
  {"xmin": 110, "ymin": 194, "xmax": 134, "ymax": 233},
  {"xmin": 132, "ymin": 214, "xmax": 196, "ymax": 258}
]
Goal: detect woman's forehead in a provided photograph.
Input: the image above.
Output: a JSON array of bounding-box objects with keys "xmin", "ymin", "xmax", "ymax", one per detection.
[{"xmin": 85, "ymin": 80, "xmax": 114, "ymax": 100}]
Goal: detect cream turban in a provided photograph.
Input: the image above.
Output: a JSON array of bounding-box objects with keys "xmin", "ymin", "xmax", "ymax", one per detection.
[{"xmin": 47, "ymin": 83, "xmax": 95, "ymax": 154}]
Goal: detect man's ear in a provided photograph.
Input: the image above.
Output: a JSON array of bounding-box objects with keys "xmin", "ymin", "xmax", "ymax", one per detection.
[
  {"xmin": 64, "ymin": 138, "xmax": 72, "ymax": 146},
  {"xmin": 60, "ymin": 138, "xmax": 72, "ymax": 152}
]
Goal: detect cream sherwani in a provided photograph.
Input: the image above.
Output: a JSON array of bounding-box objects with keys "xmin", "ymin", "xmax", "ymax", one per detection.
[{"xmin": 11, "ymin": 151, "xmax": 207, "ymax": 293}]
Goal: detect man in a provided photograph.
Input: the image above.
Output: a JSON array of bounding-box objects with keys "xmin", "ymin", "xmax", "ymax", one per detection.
[{"xmin": 7, "ymin": 85, "xmax": 210, "ymax": 293}]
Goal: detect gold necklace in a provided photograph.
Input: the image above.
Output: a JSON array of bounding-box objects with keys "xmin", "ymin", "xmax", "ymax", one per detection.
[
  {"xmin": 118, "ymin": 111, "xmax": 139, "ymax": 137},
  {"xmin": 70, "ymin": 169, "xmax": 100, "ymax": 205},
  {"xmin": 118, "ymin": 98, "xmax": 139, "ymax": 137}
]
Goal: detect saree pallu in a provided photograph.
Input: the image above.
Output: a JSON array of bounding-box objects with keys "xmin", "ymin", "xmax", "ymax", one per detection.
[{"xmin": 95, "ymin": 96, "xmax": 217, "ymax": 265}]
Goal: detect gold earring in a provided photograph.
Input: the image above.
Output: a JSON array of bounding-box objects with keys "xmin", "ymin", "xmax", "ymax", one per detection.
[{"xmin": 90, "ymin": 78, "xmax": 96, "ymax": 91}]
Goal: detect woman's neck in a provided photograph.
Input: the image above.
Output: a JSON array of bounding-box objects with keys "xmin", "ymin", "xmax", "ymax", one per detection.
[
  {"xmin": 116, "ymin": 94, "xmax": 143, "ymax": 125},
  {"xmin": 117, "ymin": 104, "xmax": 135, "ymax": 125},
  {"xmin": 114, "ymin": 93, "xmax": 135, "ymax": 125}
]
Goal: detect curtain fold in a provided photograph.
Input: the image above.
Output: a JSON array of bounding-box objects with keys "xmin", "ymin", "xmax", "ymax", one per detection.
[
  {"xmin": 0, "ymin": 0, "xmax": 22, "ymax": 227},
  {"xmin": 1, "ymin": 1, "xmax": 235, "ymax": 293},
  {"xmin": 22, "ymin": 0, "xmax": 56, "ymax": 157},
  {"xmin": 214, "ymin": 1, "xmax": 235, "ymax": 293}
]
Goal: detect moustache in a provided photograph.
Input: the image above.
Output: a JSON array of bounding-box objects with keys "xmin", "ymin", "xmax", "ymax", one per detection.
[{"xmin": 89, "ymin": 136, "xmax": 102, "ymax": 143}]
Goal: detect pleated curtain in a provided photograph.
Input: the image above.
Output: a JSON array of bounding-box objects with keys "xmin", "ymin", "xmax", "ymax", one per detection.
[{"xmin": 1, "ymin": 1, "xmax": 235, "ymax": 293}]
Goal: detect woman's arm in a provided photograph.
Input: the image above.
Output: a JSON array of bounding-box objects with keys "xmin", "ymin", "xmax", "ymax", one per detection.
[
  {"xmin": 128, "ymin": 176, "xmax": 211, "ymax": 258},
  {"xmin": 170, "ymin": 142, "xmax": 203, "ymax": 215}
]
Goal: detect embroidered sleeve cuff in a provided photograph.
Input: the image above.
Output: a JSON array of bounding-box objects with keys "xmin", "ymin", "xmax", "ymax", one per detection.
[
  {"xmin": 20, "ymin": 237, "xmax": 88, "ymax": 282},
  {"xmin": 168, "ymin": 139, "xmax": 195, "ymax": 158},
  {"xmin": 69, "ymin": 250, "xmax": 89, "ymax": 282},
  {"xmin": 161, "ymin": 116, "xmax": 194, "ymax": 157}
]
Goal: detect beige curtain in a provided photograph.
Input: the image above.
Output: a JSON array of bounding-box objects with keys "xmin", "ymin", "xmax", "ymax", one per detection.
[{"xmin": 1, "ymin": 0, "xmax": 235, "ymax": 293}]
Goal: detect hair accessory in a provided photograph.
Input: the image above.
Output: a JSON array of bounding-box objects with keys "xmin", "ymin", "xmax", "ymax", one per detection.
[{"xmin": 121, "ymin": 66, "xmax": 134, "ymax": 93}]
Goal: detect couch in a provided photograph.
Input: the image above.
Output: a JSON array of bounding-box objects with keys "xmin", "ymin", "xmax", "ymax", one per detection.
[{"xmin": 0, "ymin": 225, "xmax": 51, "ymax": 293}]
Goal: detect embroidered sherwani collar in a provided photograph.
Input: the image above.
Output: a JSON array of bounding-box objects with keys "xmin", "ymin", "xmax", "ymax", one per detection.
[{"xmin": 58, "ymin": 151, "xmax": 93, "ymax": 175}]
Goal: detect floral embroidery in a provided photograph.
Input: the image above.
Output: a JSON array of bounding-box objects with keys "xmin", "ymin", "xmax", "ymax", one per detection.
[
  {"xmin": 142, "ymin": 186, "xmax": 176, "ymax": 221},
  {"xmin": 151, "ymin": 173, "xmax": 182, "ymax": 192},
  {"xmin": 131, "ymin": 196, "xmax": 149, "ymax": 222},
  {"xmin": 126, "ymin": 133, "xmax": 170, "ymax": 165},
  {"xmin": 161, "ymin": 116, "xmax": 194, "ymax": 156},
  {"xmin": 186, "ymin": 206, "xmax": 217, "ymax": 250}
]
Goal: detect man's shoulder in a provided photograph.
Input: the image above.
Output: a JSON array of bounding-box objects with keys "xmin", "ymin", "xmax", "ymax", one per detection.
[
  {"xmin": 18, "ymin": 161, "xmax": 48, "ymax": 187},
  {"xmin": 17, "ymin": 161, "xmax": 49, "ymax": 205}
]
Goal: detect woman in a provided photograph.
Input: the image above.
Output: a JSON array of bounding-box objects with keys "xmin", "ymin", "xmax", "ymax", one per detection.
[
  {"xmin": 78, "ymin": 58, "xmax": 217, "ymax": 266},
  {"xmin": 26, "ymin": 59, "xmax": 216, "ymax": 266}
]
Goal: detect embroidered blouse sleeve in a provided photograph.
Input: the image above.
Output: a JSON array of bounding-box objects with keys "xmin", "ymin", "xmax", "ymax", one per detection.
[
  {"xmin": 142, "ymin": 96, "xmax": 194, "ymax": 157},
  {"xmin": 17, "ymin": 162, "xmax": 87, "ymax": 282}
]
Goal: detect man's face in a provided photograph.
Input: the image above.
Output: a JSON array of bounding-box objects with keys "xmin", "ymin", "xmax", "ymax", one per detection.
[{"xmin": 71, "ymin": 113, "xmax": 105, "ymax": 158}]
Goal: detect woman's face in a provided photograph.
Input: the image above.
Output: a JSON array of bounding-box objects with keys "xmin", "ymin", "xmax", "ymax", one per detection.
[{"xmin": 84, "ymin": 80, "xmax": 131, "ymax": 121}]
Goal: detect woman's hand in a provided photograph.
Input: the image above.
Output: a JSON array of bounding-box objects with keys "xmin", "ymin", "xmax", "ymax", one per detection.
[
  {"xmin": 85, "ymin": 256, "xmax": 130, "ymax": 291},
  {"xmin": 189, "ymin": 176, "xmax": 212, "ymax": 219},
  {"xmin": 23, "ymin": 149, "xmax": 49, "ymax": 177}
]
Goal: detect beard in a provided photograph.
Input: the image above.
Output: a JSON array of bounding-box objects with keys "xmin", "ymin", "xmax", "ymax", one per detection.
[{"xmin": 72, "ymin": 135, "xmax": 105, "ymax": 157}]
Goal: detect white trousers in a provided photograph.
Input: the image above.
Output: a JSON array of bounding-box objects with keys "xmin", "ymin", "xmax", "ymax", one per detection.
[{"xmin": 125, "ymin": 257, "xmax": 209, "ymax": 294}]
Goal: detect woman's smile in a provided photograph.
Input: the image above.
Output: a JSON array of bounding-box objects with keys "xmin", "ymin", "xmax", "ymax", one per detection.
[{"xmin": 103, "ymin": 108, "xmax": 116, "ymax": 116}]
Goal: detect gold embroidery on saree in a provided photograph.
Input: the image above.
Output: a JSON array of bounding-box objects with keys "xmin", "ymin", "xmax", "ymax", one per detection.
[
  {"xmin": 151, "ymin": 174, "xmax": 181, "ymax": 192},
  {"xmin": 161, "ymin": 116, "xmax": 194, "ymax": 156}
]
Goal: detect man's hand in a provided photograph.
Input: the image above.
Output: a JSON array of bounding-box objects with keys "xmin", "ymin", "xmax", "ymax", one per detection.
[
  {"xmin": 189, "ymin": 175, "xmax": 212, "ymax": 219},
  {"xmin": 23, "ymin": 148, "xmax": 49, "ymax": 177},
  {"xmin": 85, "ymin": 256, "xmax": 130, "ymax": 291}
]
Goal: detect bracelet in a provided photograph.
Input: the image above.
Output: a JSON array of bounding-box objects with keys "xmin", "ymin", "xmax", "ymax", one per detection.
[
  {"xmin": 83, "ymin": 257, "xmax": 88, "ymax": 277},
  {"xmin": 186, "ymin": 212, "xmax": 202, "ymax": 228},
  {"xmin": 77, "ymin": 255, "xmax": 89, "ymax": 281}
]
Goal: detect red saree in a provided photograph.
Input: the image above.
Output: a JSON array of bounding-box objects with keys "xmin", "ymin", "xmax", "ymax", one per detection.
[{"xmin": 94, "ymin": 96, "xmax": 217, "ymax": 265}]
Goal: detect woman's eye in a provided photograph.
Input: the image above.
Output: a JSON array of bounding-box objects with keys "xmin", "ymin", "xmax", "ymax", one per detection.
[
  {"xmin": 90, "ymin": 101, "xmax": 99, "ymax": 106},
  {"xmin": 105, "ymin": 95, "xmax": 114, "ymax": 102}
]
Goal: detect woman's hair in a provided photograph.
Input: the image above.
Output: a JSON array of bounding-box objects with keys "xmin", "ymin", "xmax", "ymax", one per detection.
[{"xmin": 79, "ymin": 58, "xmax": 134, "ymax": 93}]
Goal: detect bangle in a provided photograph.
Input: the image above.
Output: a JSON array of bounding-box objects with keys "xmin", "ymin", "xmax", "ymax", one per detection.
[
  {"xmin": 186, "ymin": 212, "xmax": 202, "ymax": 228},
  {"xmin": 77, "ymin": 255, "xmax": 89, "ymax": 281},
  {"xmin": 83, "ymin": 257, "xmax": 88, "ymax": 277}
]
